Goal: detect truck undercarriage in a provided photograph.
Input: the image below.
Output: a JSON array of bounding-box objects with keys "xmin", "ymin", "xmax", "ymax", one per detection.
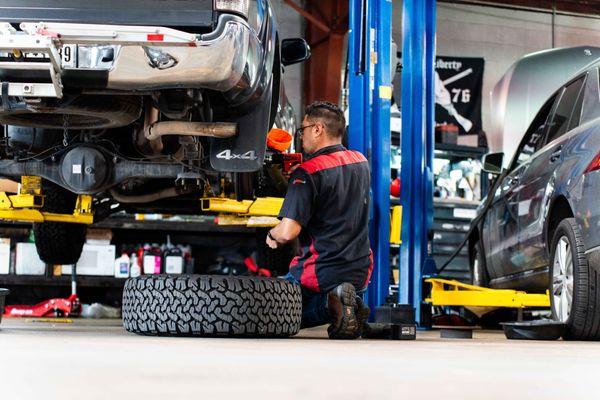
[{"xmin": 0, "ymin": 0, "xmax": 309, "ymax": 265}]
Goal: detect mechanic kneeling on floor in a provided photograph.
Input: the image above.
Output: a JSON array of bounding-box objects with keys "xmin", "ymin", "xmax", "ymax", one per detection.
[{"xmin": 266, "ymin": 101, "xmax": 373, "ymax": 339}]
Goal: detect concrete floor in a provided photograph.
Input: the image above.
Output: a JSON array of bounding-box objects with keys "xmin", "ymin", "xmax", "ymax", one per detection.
[{"xmin": 1, "ymin": 318, "xmax": 600, "ymax": 400}]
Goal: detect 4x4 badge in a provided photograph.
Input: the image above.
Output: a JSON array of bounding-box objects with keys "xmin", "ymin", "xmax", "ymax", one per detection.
[{"xmin": 216, "ymin": 149, "xmax": 258, "ymax": 161}]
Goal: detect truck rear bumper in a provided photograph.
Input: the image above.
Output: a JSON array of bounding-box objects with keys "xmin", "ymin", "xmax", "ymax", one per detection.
[{"xmin": 0, "ymin": 14, "xmax": 260, "ymax": 96}]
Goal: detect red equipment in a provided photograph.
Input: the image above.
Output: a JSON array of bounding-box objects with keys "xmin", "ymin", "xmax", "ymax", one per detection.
[
  {"xmin": 267, "ymin": 153, "xmax": 303, "ymax": 172},
  {"xmin": 390, "ymin": 177, "xmax": 401, "ymax": 198},
  {"xmin": 4, "ymin": 294, "xmax": 81, "ymax": 318},
  {"xmin": 244, "ymin": 257, "xmax": 271, "ymax": 277}
]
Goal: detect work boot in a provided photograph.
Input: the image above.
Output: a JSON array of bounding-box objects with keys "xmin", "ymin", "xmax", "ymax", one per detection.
[
  {"xmin": 327, "ymin": 283, "xmax": 359, "ymax": 339},
  {"xmin": 355, "ymin": 296, "xmax": 370, "ymax": 338}
]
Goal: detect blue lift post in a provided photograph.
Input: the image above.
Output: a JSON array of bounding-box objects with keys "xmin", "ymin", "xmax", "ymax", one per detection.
[
  {"xmin": 399, "ymin": 0, "xmax": 436, "ymax": 321},
  {"xmin": 347, "ymin": 0, "xmax": 392, "ymax": 313}
]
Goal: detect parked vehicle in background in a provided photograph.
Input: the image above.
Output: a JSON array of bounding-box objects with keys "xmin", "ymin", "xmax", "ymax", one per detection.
[
  {"xmin": 0, "ymin": 0, "xmax": 309, "ymax": 265},
  {"xmin": 471, "ymin": 57, "xmax": 600, "ymax": 339},
  {"xmin": 490, "ymin": 46, "xmax": 600, "ymax": 165}
]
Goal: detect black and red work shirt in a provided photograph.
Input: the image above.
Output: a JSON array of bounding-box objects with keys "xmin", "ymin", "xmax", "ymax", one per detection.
[{"xmin": 278, "ymin": 144, "xmax": 373, "ymax": 293}]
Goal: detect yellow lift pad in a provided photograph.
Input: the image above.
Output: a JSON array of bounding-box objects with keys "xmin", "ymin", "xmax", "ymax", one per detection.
[
  {"xmin": 425, "ymin": 278, "xmax": 550, "ymax": 308},
  {"xmin": 201, "ymin": 197, "xmax": 283, "ymax": 216},
  {"xmin": 201, "ymin": 197, "xmax": 284, "ymax": 227}
]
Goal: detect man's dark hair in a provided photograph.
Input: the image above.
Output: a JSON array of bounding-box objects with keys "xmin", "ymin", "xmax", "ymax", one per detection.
[{"xmin": 304, "ymin": 101, "xmax": 346, "ymax": 138}]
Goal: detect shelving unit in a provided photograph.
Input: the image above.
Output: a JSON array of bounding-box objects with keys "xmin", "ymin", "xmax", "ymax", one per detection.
[
  {"xmin": 0, "ymin": 213, "xmax": 260, "ymax": 305},
  {"xmin": 390, "ymin": 143, "xmax": 487, "ymax": 294}
]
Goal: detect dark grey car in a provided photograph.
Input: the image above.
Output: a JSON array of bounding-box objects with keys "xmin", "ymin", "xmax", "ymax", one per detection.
[{"xmin": 471, "ymin": 61, "xmax": 600, "ymax": 339}]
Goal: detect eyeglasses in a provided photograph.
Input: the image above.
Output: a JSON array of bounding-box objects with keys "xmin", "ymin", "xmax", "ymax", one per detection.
[{"xmin": 294, "ymin": 124, "xmax": 316, "ymax": 137}]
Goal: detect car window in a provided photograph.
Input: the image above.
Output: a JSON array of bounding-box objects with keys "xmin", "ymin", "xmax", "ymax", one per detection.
[
  {"xmin": 581, "ymin": 67, "xmax": 600, "ymax": 124},
  {"xmin": 511, "ymin": 95, "xmax": 555, "ymax": 169},
  {"xmin": 567, "ymin": 83, "xmax": 585, "ymax": 132},
  {"xmin": 546, "ymin": 76, "xmax": 585, "ymax": 143}
]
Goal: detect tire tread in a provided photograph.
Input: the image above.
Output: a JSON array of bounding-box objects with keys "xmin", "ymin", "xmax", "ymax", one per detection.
[
  {"xmin": 122, "ymin": 275, "xmax": 302, "ymax": 337},
  {"xmin": 33, "ymin": 180, "xmax": 86, "ymax": 265}
]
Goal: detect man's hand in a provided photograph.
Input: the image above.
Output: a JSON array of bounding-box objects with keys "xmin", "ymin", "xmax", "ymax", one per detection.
[
  {"xmin": 266, "ymin": 218, "xmax": 302, "ymax": 249},
  {"xmin": 266, "ymin": 231, "xmax": 280, "ymax": 249},
  {"xmin": 283, "ymin": 163, "xmax": 301, "ymax": 180}
]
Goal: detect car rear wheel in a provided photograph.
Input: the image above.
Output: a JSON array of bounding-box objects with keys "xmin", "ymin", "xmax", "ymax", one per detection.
[{"xmin": 550, "ymin": 218, "xmax": 600, "ymax": 340}]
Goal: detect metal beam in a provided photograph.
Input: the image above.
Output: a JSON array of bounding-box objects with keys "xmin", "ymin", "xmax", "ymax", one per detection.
[
  {"xmin": 348, "ymin": 0, "xmax": 392, "ymax": 315},
  {"xmin": 283, "ymin": 0, "xmax": 331, "ymax": 33},
  {"xmin": 367, "ymin": 0, "xmax": 392, "ymax": 314},
  {"xmin": 347, "ymin": 0, "xmax": 369, "ymax": 154},
  {"xmin": 298, "ymin": 0, "xmax": 348, "ymax": 104},
  {"xmin": 399, "ymin": 0, "xmax": 436, "ymax": 321}
]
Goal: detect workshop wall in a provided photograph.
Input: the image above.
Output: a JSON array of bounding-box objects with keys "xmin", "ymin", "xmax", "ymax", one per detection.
[
  {"xmin": 392, "ymin": 1, "xmax": 600, "ymax": 157},
  {"xmin": 272, "ymin": 0, "xmax": 306, "ymax": 122}
]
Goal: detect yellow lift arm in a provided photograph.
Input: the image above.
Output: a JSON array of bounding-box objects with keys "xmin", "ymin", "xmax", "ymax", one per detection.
[
  {"xmin": 425, "ymin": 277, "xmax": 550, "ymax": 308},
  {"xmin": 201, "ymin": 197, "xmax": 284, "ymax": 227},
  {"xmin": 0, "ymin": 176, "xmax": 403, "ymax": 233},
  {"xmin": 0, "ymin": 176, "xmax": 93, "ymax": 224}
]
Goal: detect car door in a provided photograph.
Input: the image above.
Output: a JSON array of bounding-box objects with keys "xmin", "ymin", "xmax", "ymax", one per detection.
[
  {"xmin": 481, "ymin": 163, "xmax": 525, "ymax": 281},
  {"xmin": 516, "ymin": 75, "xmax": 586, "ymax": 272},
  {"xmin": 481, "ymin": 94, "xmax": 561, "ymax": 282}
]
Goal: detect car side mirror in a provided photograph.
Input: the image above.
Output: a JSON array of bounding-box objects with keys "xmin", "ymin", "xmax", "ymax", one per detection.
[
  {"xmin": 482, "ymin": 152, "xmax": 504, "ymax": 175},
  {"xmin": 281, "ymin": 38, "xmax": 311, "ymax": 66}
]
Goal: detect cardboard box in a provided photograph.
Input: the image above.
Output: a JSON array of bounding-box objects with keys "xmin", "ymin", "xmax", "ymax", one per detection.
[
  {"xmin": 85, "ymin": 229, "xmax": 113, "ymax": 245},
  {"xmin": 15, "ymin": 242, "xmax": 46, "ymax": 275},
  {"xmin": 62, "ymin": 244, "xmax": 116, "ymax": 276},
  {"xmin": 0, "ymin": 238, "xmax": 10, "ymax": 274}
]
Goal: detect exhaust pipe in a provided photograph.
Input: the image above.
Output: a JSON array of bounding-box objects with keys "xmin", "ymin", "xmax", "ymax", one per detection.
[
  {"xmin": 145, "ymin": 121, "xmax": 238, "ymax": 141},
  {"xmin": 109, "ymin": 186, "xmax": 195, "ymax": 204}
]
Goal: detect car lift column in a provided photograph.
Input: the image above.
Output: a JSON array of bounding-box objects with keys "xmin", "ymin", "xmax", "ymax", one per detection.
[
  {"xmin": 399, "ymin": 0, "xmax": 436, "ymax": 321},
  {"xmin": 347, "ymin": 0, "xmax": 392, "ymax": 313}
]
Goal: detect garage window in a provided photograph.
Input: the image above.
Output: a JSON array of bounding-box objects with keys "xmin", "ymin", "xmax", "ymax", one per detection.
[
  {"xmin": 546, "ymin": 76, "xmax": 585, "ymax": 144},
  {"xmin": 581, "ymin": 67, "xmax": 600, "ymax": 125}
]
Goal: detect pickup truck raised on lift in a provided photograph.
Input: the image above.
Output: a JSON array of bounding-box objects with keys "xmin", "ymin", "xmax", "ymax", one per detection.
[{"xmin": 0, "ymin": 0, "xmax": 310, "ymax": 265}]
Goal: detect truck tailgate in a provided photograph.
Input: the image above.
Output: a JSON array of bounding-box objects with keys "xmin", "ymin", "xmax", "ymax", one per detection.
[{"xmin": 0, "ymin": 0, "xmax": 214, "ymax": 28}]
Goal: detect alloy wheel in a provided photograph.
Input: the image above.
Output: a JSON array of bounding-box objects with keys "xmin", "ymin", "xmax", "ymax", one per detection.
[
  {"xmin": 473, "ymin": 252, "xmax": 481, "ymax": 285},
  {"xmin": 552, "ymin": 236, "xmax": 574, "ymax": 323}
]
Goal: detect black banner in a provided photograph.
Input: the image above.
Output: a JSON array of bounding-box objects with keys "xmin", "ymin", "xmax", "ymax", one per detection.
[{"xmin": 434, "ymin": 56, "xmax": 484, "ymax": 136}]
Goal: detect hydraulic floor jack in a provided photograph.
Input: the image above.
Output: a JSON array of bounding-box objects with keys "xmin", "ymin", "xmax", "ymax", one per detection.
[{"xmin": 4, "ymin": 265, "xmax": 81, "ymax": 318}]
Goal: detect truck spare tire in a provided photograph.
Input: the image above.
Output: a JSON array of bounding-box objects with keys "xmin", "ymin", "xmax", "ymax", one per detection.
[
  {"xmin": 122, "ymin": 275, "xmax": 302, "ymax": 337},
  {"xmin": 0, "ymin": 95, "xmax": 142, "ymax": 129}
]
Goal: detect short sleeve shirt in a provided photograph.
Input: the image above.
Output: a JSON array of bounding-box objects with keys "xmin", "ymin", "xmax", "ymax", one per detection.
[{"xmin": 278, "ymin": 144, "xmax": 373, "ymax": 293}]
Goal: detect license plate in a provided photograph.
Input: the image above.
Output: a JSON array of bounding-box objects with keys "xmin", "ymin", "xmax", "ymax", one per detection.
[
  {"xmin": 57, "ymin": 44, "xmax": 77, "ymax": 68},
  {"xmin": 20, "ymin": 44, "xmax": 77, "ymax": 68}
]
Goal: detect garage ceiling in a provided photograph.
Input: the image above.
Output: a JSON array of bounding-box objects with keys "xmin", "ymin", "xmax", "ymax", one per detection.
[{"xmin": 444, "ymin": 1, "xmax": 600, "ymax": 16}]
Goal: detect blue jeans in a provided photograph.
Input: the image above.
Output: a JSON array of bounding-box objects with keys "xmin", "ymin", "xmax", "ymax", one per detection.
[{"xmin": 282, "ymin": 273, "xmax": 367, "ymax": 329}]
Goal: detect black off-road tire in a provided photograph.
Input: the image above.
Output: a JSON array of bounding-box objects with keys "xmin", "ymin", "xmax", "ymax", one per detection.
[
  {"xmin": 550, "ymin": 218, "xmax": 600, "ymax": 340},
  {"xmin": 234, "ymin": 172, "xmax": 255, "ymax": 201},
  {"xmin": 122, "ymin": 275, "xmax": 302, "ymax": 337},
  {"xmin": 33, "ymin": 180, "xmax": 87, "ymax": 265},
  {"xmin": 470, "ymin": 239, "xmax": 488, "ymax": 287},
  {"xmin": 0, "ymin": 96, "xmax": 142, "ymax": 129}
]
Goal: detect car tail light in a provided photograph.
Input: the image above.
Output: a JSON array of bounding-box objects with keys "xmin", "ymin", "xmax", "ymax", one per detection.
[
  {"xmin": 214, "ymin": 0, "xmax": 249, "ymax": 18},
  {"xmin": 585, "ymin": 152, "xmax": 600, "ymax": 174}
]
